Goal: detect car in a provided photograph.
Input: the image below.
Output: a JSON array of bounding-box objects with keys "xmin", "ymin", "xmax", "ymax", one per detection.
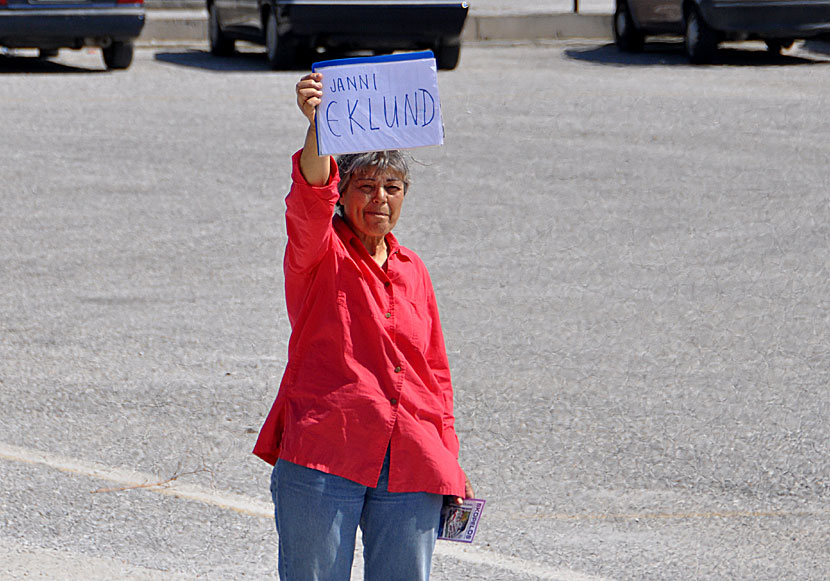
[
  {"xmin": 207, "ymin": 0, "xmax": 469, "ymax": 70},
  {"xmin": 0, "ymin": 0, "xmax": 145, "ymax": 70},
  {"xmin": 614, "ymin": 0, "xmax": 830, "ymax": 63}
]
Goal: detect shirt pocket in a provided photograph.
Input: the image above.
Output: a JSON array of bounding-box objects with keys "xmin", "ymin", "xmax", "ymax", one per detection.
[
  {"xmin": 336, "ymin": 288, "xmax": 381, "ymax": 360},
  {"xmin": 396, "ymin": 294, "xmax": 430, "ymax": 354}
]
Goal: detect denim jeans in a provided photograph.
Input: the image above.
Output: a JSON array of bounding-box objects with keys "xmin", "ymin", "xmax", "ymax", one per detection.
[{"xmin": 270, "ymin": 450, "xmax": 443, "ymax": 581}]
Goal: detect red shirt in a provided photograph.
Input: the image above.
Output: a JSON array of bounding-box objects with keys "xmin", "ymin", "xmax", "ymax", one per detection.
[{"xmin": 253, "ymin": 150, "xmax": 465, "ymax": 496}]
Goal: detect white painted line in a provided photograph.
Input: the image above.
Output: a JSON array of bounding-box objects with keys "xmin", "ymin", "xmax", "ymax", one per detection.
[
  {"xmin": 435, "ymin": 542, "xmax": 611, "ymax": 581},
  {"xmin": 0, "ymin": 441, "xmax": 613, "ymax": 581},
  {"xmin": 0, "ymin": 441, "xmax": 273, "ymax": 518}
]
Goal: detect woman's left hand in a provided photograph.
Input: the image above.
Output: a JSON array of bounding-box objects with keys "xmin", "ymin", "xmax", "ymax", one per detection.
[{"xmin": 450, "ymin": 471, "xmax": 475, "ymax": 505}]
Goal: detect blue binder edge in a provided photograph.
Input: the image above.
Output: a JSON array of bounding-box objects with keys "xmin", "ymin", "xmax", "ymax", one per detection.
[
  {"xmin": 312, "ymin": 50, "xmax": 435, "ymax": 72},
  {"xmin": 312, "ymin": 50, "xmax": 437, "ymax": 155}
]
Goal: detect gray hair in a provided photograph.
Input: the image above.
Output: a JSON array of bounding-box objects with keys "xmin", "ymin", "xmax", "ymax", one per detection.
[{"xmin": 336, "ymin": 150, "xmax": 411, "ymax": 196}]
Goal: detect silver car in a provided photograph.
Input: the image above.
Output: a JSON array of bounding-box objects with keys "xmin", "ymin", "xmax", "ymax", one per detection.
[{"xmin": 614, "ymin": 0, "xmax": 830, "ymax": 63}]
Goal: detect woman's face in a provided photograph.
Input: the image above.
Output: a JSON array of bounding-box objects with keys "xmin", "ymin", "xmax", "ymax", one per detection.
[{"xmin": 340, "ymin": 167, "xmax": 406, "ymax": 241}]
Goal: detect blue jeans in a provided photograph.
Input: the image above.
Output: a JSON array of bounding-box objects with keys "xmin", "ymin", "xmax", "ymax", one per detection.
[{"xmin": 270, "ymin": 450, "xmax": 443, "ymax": 581}]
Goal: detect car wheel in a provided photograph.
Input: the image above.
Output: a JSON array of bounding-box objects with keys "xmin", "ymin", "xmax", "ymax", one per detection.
[
  {"xmin": 209, "ymin": 2, "xmax": 235, "ymax": 56},
  {"xmin": 614, "ymin": 0, "xmax": 644, "ymax": 53},
  {"xmin": 685, "ymin": 8, "xmax": 718, "ymax": 64},
  {"xmin": 102, "ymin": 41, "xmax": 133, "ymax": 70},
  {"xmin": 436, "ymin": 39, "xmax": 461, "ymax": 70},
  {"xmin": 266, "ymin": 9, "xmax": 294, "ymax": 69},
  {"xmin": 38, "ymin": 49, "xmax": 59, "ymax": 59},
  {"xmin": 765, "ymin": 39, "xmax": 794, "ymax": 54}
]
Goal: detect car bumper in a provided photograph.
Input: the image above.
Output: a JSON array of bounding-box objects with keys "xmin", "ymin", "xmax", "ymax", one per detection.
[
  {"xmin": 701, "ymin": 0, "xmax": 830, "ymax": 37},
  {"xmin": 0, "ymin": 7, "xmax": 145, "ymax": 48},
  {"xmin": 277, "ymin": 1, "xmax": 469, "ymax": 48}
]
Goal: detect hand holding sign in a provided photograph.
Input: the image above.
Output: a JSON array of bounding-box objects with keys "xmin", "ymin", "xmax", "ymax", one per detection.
[
  {"xmin": 296, "ymin": 72, "xmax": 333, "ymax": 187},
  {"xmin": 312, "ymin": 51, "xmax": 444, "ymax": 156},
  {"xmin": 297, "ymin": 73, "xmax": 324, "ymax": 125}
]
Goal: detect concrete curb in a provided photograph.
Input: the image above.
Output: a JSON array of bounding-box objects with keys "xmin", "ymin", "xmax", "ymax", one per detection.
[
  {"xmin": 464, "ymin": 12, "xmax": 612, "ymax": 41},
  {"xmin": 139, "ymin": 10, "xmax": 614, "ymax": 45},
  {"xmin": 142, "ymin": 9, "xmax": 208, "ymax": 44}
]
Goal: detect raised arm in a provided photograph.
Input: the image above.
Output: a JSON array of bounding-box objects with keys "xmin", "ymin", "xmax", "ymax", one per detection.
[{"xmin": 296, "ymin": 73, "xmax": 331, "ymax": 186}]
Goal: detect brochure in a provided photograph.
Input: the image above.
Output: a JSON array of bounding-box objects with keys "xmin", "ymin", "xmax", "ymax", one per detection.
[{"xmin": 438, "ymin": 498, "xmax": 486, "ymax": 543}]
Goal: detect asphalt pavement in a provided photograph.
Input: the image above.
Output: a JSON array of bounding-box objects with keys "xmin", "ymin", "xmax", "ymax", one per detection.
[{"xmin": 2, "ymin": 36, "xmax": 829, "ymax": 581}]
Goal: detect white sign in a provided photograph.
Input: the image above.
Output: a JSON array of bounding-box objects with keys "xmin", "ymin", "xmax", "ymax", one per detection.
[{"xmin": 312, "ymin": 51, "xmax": 444, "ymax": 155}]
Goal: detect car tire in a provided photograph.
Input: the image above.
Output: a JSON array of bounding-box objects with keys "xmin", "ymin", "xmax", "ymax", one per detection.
[
  {"xmin": 765, "ymin": 39, "xmax": 793, "ymax": 54},
  {"xmin": 266, "ymin": 9, "xmax": 294, "ymax": 70},
  {"xmin": 209, "ymin": 2, "xmax": 235, "ymax": 56},
  {"xmin": 436, "ymin": 39, "xmax": 461, "ymax": 70},
  {"xmin": 38, "ymin": 49, "xmax": 59, "ymax": 59},
  {"xmin": 102, "ymin": 41, "xmax": 134, "ymax": 70},
  {"xmin": 614, "ymin": 0, "xmax": 644, "ymax": 53},
  {"xmin": 685, "ymin": 8, "xmax": 718, "ymax": 64}
]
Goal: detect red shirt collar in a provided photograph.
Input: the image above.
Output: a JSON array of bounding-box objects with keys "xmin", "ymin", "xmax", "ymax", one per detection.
[{"xmin": 332, "ymin": 214, "xmax": 411, "ymax": 261}]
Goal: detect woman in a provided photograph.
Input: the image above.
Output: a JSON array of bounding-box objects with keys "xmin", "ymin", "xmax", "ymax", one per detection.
[{"xmin": 253, "ymin": 72, "xmax": 474, "ymax": 581}]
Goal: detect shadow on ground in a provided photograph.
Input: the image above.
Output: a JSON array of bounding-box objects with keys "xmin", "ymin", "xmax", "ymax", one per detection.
[
  {"xmin": 154, "ymin": 49, "xmax": 310, "ymax": 72},
  {"xmin": 566, "ymin": 41, "xmax": 830, "ymax": 67},
  {"xmin": 0, "ymin": 54, "xmax": 105, "ymax": 74}
]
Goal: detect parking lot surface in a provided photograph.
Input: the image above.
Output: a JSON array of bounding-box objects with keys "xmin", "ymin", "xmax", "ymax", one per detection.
[{"xmin": 1, "ymin": 41, "xmax": 829, "ymax": 580}]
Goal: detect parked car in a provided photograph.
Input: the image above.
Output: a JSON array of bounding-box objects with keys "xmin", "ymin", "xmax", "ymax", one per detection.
[
  {"xmin": 0, "ymin": 0, "xmax": 145, "ymax": 69},
  {"xmin": 614, "ymin": 0, "xmax": 830, "ymax": 63},
  {"xmin": 207, "ymin": 0, "xmax": 469, "ymax": 70}
]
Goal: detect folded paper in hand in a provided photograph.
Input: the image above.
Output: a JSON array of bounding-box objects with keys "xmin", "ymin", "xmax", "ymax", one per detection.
[{"xmin": 438, "ymin": 498, "xmax": 486, "ymax": 543}]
